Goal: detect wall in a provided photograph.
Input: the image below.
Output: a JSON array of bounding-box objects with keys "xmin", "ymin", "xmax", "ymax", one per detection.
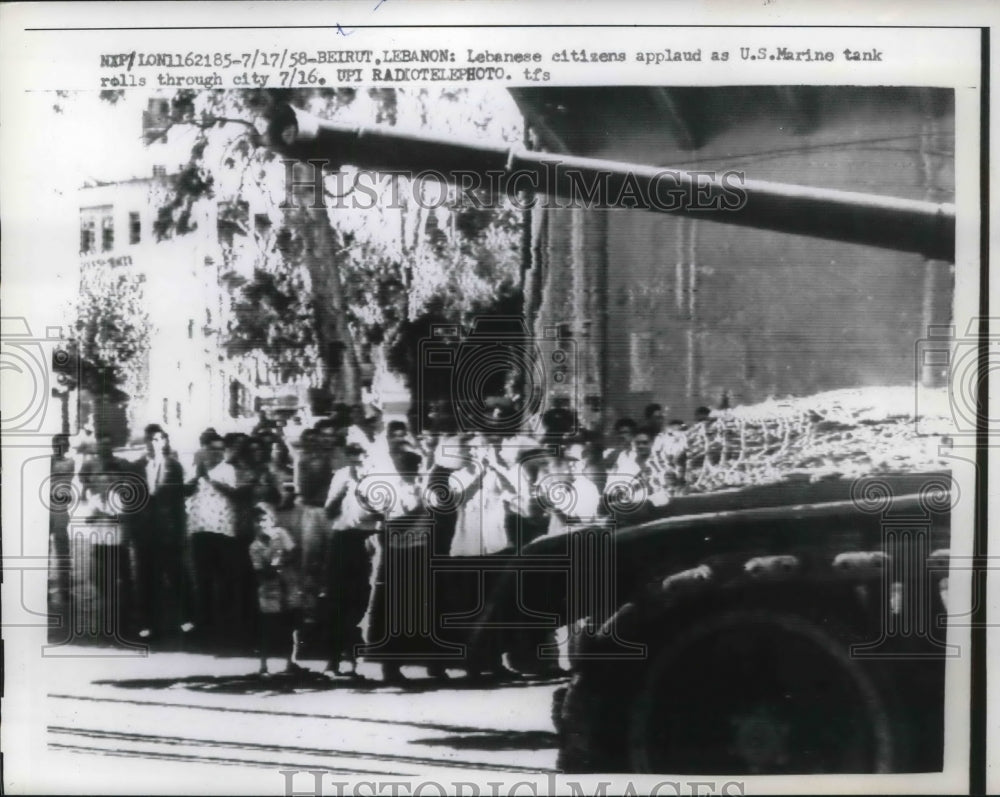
[{"xmin": 525, "ymin": 87, "xmax": 954, "ymax": 427}]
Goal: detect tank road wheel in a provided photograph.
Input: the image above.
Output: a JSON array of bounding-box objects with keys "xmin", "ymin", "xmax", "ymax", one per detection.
[{"xmin": 627, "ymin": 608, "xmax": 897, "ymax": 774}]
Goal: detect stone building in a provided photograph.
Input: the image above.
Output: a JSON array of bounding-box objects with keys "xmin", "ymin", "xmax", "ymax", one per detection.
[{"xmin": 510, "ymin": 86, "xmax": 954, "ymax": 426}]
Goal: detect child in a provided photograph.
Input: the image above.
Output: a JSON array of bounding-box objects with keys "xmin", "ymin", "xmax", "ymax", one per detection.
[{"xmin": 248, "ymin": 503, "xmax": 305, "ymax": 676}]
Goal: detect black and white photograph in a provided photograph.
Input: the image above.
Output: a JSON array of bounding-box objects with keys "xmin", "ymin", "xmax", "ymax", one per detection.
[{"xmin": 0, "ymin": 4, "xmax": 991, "ymax": 795}]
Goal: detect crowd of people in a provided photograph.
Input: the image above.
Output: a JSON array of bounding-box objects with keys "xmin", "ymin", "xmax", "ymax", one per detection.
[{"xmin": 48, "ymin": 399, "xmax": 705, "ymax": 681}]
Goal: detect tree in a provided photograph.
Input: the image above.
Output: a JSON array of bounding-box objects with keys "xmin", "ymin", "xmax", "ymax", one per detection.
[
  {"xmin": 131, "ymin": 87, "xmax": 524, "ymax": 408},
  {"xmin": 54, "ymin": 265, "xmax": 151, "ymax": 436}
]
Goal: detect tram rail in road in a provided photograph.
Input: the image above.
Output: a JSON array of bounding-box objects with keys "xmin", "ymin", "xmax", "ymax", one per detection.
[{"xmin": 43, "ymin": 654, "xmax": 562, "ymax": 785}]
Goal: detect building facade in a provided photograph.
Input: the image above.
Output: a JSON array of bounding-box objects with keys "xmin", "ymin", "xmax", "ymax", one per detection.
[{"xmin": 77, "ymin": 174, "xmax": 311, "ymax": 453}]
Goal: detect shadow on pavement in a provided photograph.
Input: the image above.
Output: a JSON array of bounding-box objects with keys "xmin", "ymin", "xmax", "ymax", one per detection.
[
  {"xmin": 95, "ymin": 670, "xmax": 344, "ymax": 695},
  {"xmin": 93, "ymin": 670, "xmax": 568, "ymax": 696}
]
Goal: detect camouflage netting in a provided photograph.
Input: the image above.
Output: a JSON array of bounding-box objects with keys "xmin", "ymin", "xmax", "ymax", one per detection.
[{"xmin": 681, "ymin": 386, "xmax": 956, "ymax": 493}]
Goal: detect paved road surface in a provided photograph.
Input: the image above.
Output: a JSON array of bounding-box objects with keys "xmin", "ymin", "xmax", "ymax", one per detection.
[{"xmin": 33, "ymin": 647, "xmax": 564, "ymax": 793}]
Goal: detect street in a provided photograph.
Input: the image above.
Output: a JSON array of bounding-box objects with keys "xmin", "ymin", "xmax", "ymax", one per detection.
[{"xmin": 39, "ymin": 647, "xmax": 564, "ymax": 793}]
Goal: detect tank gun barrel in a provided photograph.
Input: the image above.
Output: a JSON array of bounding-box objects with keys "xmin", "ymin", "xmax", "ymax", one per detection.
[{"xmin": 267, "ymin": 104, "xmax": 955, "ymax": 262}]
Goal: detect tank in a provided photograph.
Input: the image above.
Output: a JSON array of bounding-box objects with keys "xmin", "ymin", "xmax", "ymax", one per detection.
[{"xmin": 264, "ymin": 103, "xmax": 957, "ymax": 774}]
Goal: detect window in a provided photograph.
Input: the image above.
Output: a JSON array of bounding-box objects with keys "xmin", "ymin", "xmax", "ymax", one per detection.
[
  {"xmin": 101, "ymin": 213, "xmax": 114, "ymax": 252},
  {"xmin": 229, "ymin": 379, "xmax": 241, "ymax": 418},
  {"xmin": 152, "ymin": 165, "xmax": 167, "ymax": 179},
  {"xmin": 129, "ymin": 212, "xmax": 141, "ymax": 245},
  {"xmin": 80, "ymin": 205, "xmax": 111, "ymax": 255},
  {"xmin": 79, "ymin": 218, "xmax": 96, "ymax": 254},
  {"xmin": 187, "ymin": 319, "xmax": 194, "ymax": 339}
]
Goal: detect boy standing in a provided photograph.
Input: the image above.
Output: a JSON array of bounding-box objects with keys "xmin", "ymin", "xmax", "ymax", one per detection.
[{"xmin": 248, "ymin": 503, "xmax": 305, "ymax": 676}]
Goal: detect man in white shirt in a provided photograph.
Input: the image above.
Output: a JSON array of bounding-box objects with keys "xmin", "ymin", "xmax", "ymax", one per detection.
[
  {"xmin": 603, "ymin": 427, "xmax": 655, "ymax": 510},
  {"xmin": 603, "ymin": 418, "xmax": 638, "ymax": 474},
  {"xmin": 546, "ymin": 443, "xmax": 603, "ymax": 537},
  {"xmin": 344, "ymin": 404, "xmax": 372, "ymax": 452},
  {"xmin": 205, "ymin": 433, "xmax": 254, "ymax": 650},
  {"xmin": 326, "ymin": 445, "xmax": 377, "ymax": 533},
  {"xmin": 360, "ymin": 409, "xmax": 396, "ymax": 477},
  {"xmin": 322, "ymin": 444, "xmax": 378, "ymax": 677}
]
